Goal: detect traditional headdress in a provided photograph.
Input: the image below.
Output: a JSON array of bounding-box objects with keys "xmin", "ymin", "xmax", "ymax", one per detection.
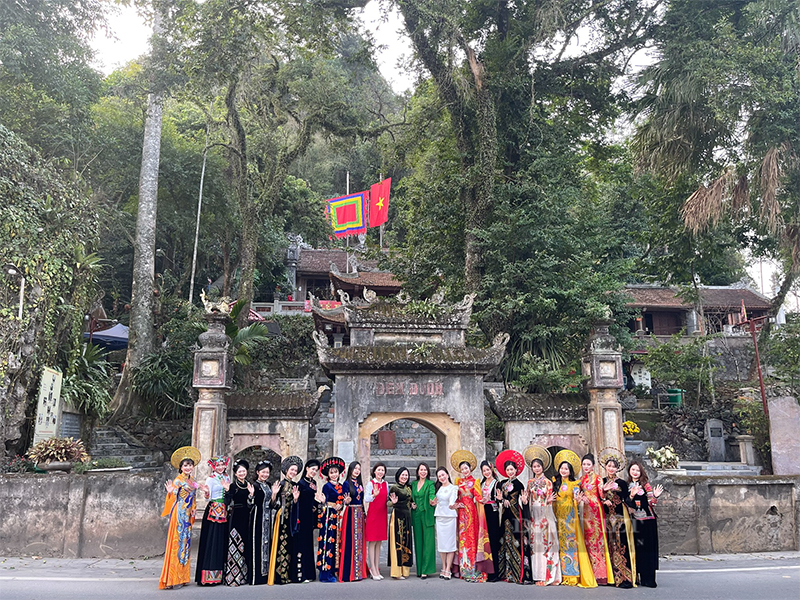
[
  {"xmin": 450, "ymin": 449, "xmax": 477, "ymax": 472},
  {"xmin": 554, "ymin": 449, "xmax": 582, "ymax": 475},
  {"xmin": 207, "ymin": 455, "xmax": 230, "ymax": 470},
  {"xmin": 523, "ymin": 445, "xmax": 552, "ymax": 471},
  {"xmin": 171, "ymin": 446, "xmax": 201, "ymax": 470},
  {"xmin": 304, "ymin": 458, "xmax": 321, "ymax": 472},
  {"xmin": 320, "ymin": 456, "xmax": 345, "ymax": 477},
  {"xmin": 281, "ymin": 455, "xmax": 303, "ymax": 475},
  {"xmin": 233, "ymin": 458, "xmax": 250, "ymax": 472},
  {"xmin": 598, "ymin": 446, "xmax": 627, "ymax": 471},
  {"xmin": 495, "ymin": 449, "xmax": 525, "ymax": 475},
  {"xmin": 255, "ymin": 460, "xmax": 272, "ymax": 473}
]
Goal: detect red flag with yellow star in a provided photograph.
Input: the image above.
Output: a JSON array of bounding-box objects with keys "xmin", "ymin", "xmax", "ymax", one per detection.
[{"xmin": 368, "ymin": 177, "xmax": 390, "ymax": 227}]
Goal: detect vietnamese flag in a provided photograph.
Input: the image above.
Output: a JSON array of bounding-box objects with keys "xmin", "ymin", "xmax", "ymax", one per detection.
[{"xmin": 368, "ymin": 177, "xmax": 391, "ymax": 227}]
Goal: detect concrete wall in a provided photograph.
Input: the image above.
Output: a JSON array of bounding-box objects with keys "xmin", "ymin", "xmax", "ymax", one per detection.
[
  {"xmin": 657, "ymin": 474, "xmax": 800, "ymax": 554},
  {"xmin": 3, "ymin": 471, "xmax": 797, "ymax": 558},
  {"xmin": 0, "ymin": 471, "xmax": 169, "ymax": 558}
]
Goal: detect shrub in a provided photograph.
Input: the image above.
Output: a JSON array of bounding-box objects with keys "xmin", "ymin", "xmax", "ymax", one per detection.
[
  {"xmin": 28, "ymin": 437, "xmax": 90, "ymax": 463},
  {"xmin": 1, "ymin": 455, "xmax": 36, "ymax": 473},
  {"xmin": 72, "ymin": 457, "xmax": 129, "ymax": 473}
]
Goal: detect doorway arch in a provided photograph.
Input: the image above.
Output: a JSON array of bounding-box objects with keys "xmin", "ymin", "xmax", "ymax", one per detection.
[{"xmin": 358, "ymin": 412, "xmax": 461, "ymax": 474}]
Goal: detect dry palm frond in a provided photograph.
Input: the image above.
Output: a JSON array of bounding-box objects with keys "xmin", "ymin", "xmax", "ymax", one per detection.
[
  {"xmin": 786, "ymin": 224, "xmax": 800, "ymax": 274},
  {"xmin": 682, "ymin": 169, "xmax": 736, "ymax": 234},
  {"xmin": 759, "ymin": 146, "xmax": 783, "ymax": 234},
  {"xmin": 731, "ymin": 175, "xmax": 750, "ymax": 215}
]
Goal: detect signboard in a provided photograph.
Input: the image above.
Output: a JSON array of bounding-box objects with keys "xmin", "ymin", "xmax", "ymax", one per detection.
[
  {"xmin": 630, "ymin": 363, "xmax": 652, "ymax": 392},
  {"xmin": 33, "ymin": 367, "xmax": 63, "ymax": 444}
]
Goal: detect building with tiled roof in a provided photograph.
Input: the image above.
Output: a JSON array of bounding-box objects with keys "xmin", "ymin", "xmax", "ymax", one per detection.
[{"xmin": 625, "ymin": 284, "xmax": 771, "ymax": 335}]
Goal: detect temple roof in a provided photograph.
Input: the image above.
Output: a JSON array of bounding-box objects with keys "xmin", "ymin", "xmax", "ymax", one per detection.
[
  {"xmin": 625, "ymin": 285, "xmax": 771, "ymax": 311},
  {"xmin": 314, "ymin": 331, "xmax": 509, "ymax": 374},
  {"xmin": 488, "ymin": 390, "xmax": 590, "ymax": 421},
  {"xmin": 226, "ymin": 387, "xmax": 323, "ymax": 419},
  {"xmin": 329, "ymin": 269, "xmax": 401, "ymax": 290}
]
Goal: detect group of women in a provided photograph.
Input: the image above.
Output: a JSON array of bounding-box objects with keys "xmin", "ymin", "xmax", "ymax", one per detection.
[{"xmin": 159, "ymin": 444, "xmax": 662, "ymax": 591}]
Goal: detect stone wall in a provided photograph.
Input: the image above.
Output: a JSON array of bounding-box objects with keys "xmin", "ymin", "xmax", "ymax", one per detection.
[
  {"xmin": 0, "ymin": 471, "xmax": 170, "ymax": 558},
  {"xmin": 656, "ymin": 473, "xmax": 800, "ymax": 554},
  {"xmin": 707, "ymin": 336, "xmax": 755, "ymax": 382}
]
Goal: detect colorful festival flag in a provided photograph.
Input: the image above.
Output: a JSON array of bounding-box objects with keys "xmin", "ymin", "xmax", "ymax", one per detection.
[
  {"xmin": 327, "ymin": 191, "xmax": 367, "ymax": 238},
  {"xmin": 368, "ymin": 177, "xmax": 391, "ymax": 227}
]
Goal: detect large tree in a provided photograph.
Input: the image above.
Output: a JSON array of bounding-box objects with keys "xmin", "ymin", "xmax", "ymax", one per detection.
[{"xmin": 633, "ymin": 0, "xmax": 800, "ymax": 316}]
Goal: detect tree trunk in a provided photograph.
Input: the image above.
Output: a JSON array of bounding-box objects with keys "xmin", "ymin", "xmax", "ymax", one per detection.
[
  {"xmin": 108, "ymin": 10, "xmax": 165, "ymax": 421},
  {"xmin": 224, "ymin": 80, "xmax": 253, "ymax": 330}
]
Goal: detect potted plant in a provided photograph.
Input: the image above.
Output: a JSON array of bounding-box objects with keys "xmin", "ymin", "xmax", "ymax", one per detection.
[
  {"xmin": 27, "ymin": 437, "xmax": 90, "ymax": 473},
  {"xmin": 645, "ymin": 444, "xmax": 684, "ymax": 473},
  {"xmin": 622, "ymin": 420, "xmax": 640, "ymax": 438}
]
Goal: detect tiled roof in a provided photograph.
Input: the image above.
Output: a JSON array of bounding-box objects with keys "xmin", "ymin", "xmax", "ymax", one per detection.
[
  {"xmin": 298, "ymin": 249, "xmax": 347, "ymax": 275},
  {"xmin": 297, "ymin": 249, "xmax": 381, "ymax": 275},
  {"xmin": 625, "ymin": 286, "xmax": 771, "ymax": 310},
  {"xmin": 330, "ymin": 270, "xmax": 401, "ymax": 289}
]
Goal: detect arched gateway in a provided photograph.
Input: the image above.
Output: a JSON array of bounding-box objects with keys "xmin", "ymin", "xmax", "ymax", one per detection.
[{"xmin": 313, "ymin": 292, "xmax": 508, "ymax": 471}]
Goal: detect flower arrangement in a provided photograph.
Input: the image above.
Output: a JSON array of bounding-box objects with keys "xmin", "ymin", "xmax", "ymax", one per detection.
[
  {"xmin": 646, "ymin": 445, "xmax": 679, "ymax": 470},
  {"xmin": 622, "ymin": 420, "xmax": 640, "ymax": 436},
  {"xmin": 28, "ymin": 437, "xmax": 90, "ymax": 464}
]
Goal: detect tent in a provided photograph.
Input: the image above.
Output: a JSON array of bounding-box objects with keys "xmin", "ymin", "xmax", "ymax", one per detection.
[{"xmin": 83, "ymin": 323, "xmax": 129, "ymax": 351}]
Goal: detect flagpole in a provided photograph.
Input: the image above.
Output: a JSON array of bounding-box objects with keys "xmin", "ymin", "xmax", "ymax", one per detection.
[
  {"xmin": 346, "ymin": 171, "xmax": 350, "ymax": 273},
  {"xmin": 378, "ymin": 172, "xmax": 384, "ymax": 249}
]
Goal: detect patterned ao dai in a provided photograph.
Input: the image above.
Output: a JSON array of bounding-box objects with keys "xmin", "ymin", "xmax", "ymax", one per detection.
[
  {"xmin": 496, "ymin": 477, "xmax": 531, "ymax": 584},
  {"xmin": 602, "ymin": 476, "xmax": 635, "ymax": 587},
  {"xmin": 552, "ymin": 478, "xmax": 597, "ymax": 588},
  {"xmin": 268, "ymin": 478, "xmax": 301, "ymax": 585},
  {"xmin": 526, "ymin": 475, "xmax": 561, "ymax": 585},
  {"xmin": 454, "ymin": 475, "xmax": 492, "ymax": 582},
  {"xmin": 248, "ymin": 480, "xmax": 276, "ymax": 585},
  {"xmin": 580, "ymin": 471, "xmax": 613, "ymax": 585},
  {"xmin": 159, "ymin": 473, "xmax": 198, "ymax": 589},
  {"xmin": 388, "ymin": 483, "xmax": 414, "ymax": 578}
]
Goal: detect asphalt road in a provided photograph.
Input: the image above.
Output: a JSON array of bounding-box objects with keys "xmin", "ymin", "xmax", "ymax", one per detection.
[{"xmin": 1, "ymin": 553, "xmax": 798, "ymax": 600}]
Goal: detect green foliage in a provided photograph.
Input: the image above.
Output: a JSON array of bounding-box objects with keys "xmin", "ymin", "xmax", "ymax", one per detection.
[
  {"xmin": 28, "ymin": 436, "xmax": 90, "ymax": 463},
  {"xmin": 0, "ymin": 125, "xmax": 100, "ymax": 450},
  {"xmin": 643, "ymin": 332, "xmax": 719, "ymax": 404},
  {"xmin": 510, "ymin": 355, "xmax": 584, "ymax": 395},
  {"xmin": 734, "ymin": 396, "xmax": 772, "ymax": 472},
  {"xmin": 244, "ymin": 315, "xmax": 318, "ymax": 380},
  {"xmin": 763, "ymin": 315, "xmax": 800, "ymax": 390},
  {"xmin": 1, "ymin": 455, "xmax": 37, "ymax": 473},
  {"xmin": 0, "ymin": 0, "xmax": 105, "ymax": 160},
  {"xmin": 131, "ymin": 299, "xmax": 203, "ymax": 420},
  {"xmin": 60, "ymin": 343, "xmax": 113, "ymax": 419}
]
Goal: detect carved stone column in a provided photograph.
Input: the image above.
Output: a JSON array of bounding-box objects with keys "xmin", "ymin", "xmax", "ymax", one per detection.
[
  {"xmin": 192, "ymin": 311, "xmax": 232, "ymax": 490},
  {"xmin": 582, "ymin": 317, "xmax": 625, "ymax": 458}
]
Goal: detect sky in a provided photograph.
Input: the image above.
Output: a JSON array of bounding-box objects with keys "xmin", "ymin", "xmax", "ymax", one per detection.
[{"xmin": 88, "ymin": 3, "xmax": 797, "ymax": 313}]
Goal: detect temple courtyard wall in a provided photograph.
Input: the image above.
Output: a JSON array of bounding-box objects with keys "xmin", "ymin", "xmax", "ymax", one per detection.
[{"xmin": 1, "ymin": 470, "xmax": 797, "ymax": 559}]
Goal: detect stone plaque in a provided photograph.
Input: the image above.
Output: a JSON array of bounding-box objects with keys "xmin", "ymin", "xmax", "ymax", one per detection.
[
  {"xmin": 768, "ymin": 396, "xmax": 800, "ymax": 475},
  {"xmin": 705, "ymin": 418, "xmax": 726, "ymax": 462},
  {"xmin": 599, "ymin": 361, "xmax": 617, "ymax": 378},
  {"xmin": 201, "ymin": 359, "xmax": 220, "ymax": 378}
]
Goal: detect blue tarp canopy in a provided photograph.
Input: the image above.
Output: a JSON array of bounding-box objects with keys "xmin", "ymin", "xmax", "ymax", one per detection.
[{"xmin": 83, "ymin": 323, "xmax": 129, "ymax": 351}]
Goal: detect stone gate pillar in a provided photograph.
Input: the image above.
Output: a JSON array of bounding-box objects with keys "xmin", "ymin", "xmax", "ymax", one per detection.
[
  {"xmin": 582, "ymin": 316, "xmax": 625, "ymax": 458},
  {"xmin": 191, "ymin": 310, "xmax": 232, "ymax": 487}
]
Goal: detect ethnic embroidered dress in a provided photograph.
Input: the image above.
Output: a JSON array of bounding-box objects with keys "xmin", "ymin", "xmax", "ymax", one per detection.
[
  {"xmin": 411, "ymin": 478, "xmax": 437, "ymax": 576},
  {"xmin": 454, "ymin": 475, "xmax": 493, "ymax": 582},
  {"xmin": 317, "ymin": 480, "xmax": 343, "ymax": 582},
  {"xmin": 388, "ymin": 483, "xmax": 413, "ymax": 578},
  {"xmin": 159, "ymin": 473, "xmax": 197, "ymax": 589},
  {"xmin": 602, "ymin": 476, "xmax": 636, "ymax": 587},
  {"xmin": 481, "ymin": 478, "xmax": 501, "ymax": 581},
  {"xmin": 224, "ymin": 482, "xmax": 253, "ymax": 586},
  {"xmin": 248, "ymin": 480, "xmax": 276, "ymax": 585},
  {"xmin": 339, "ymin": 479, "xmax": 367, "ymax": 582},
  {"xmin": 552, "ymin": 478, "xmax": 597, "ymax": 588},
  {"xmin": 496, "ymin": 477, "xmax": 532, "ymax": 584},
  {"xmin": 195, "ymin": 473, "xmax": 229, "ymax": 585},
  {"xmin": 526, "ymin": 475, "xmax": 561, "ymax": 585},
  {"xmin": 580, "ymin": 471, "xmax": 614, "ymax": 585}
]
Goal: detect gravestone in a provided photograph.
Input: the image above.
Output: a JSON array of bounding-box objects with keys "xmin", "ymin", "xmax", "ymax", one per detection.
[
  {"xmin": 705, "ymin": 418, "xmax": 726, "ymax": 462},
  {"xmin": 768, "ymin": 395, "xmax": 800, "ymax": 475}
]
